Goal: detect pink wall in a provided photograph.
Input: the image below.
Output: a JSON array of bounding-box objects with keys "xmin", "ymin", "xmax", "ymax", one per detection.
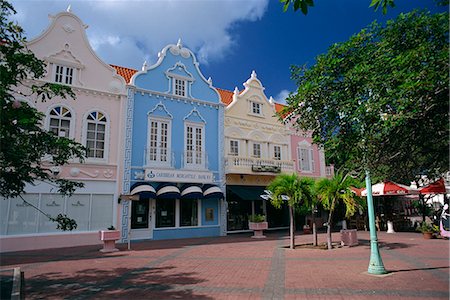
[
  {"xmin": 290, "ymin": 132, "xmax": 325, "ymax": 178},
  {"xmin": 0, "ymin": 233, "xmax": 103, "ymax": 253}
]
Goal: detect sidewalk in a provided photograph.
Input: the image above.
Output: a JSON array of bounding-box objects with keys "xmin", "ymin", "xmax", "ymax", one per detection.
[{"xmin": 1, "ymin": 231, "xmax": 449, "ymax": 299}]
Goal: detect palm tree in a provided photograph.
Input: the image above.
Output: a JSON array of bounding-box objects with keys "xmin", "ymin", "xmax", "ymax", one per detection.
[
  {"xmin": 316, "ymin": 172, "xmax": 360, "ymax": 250},
  {"xmin": 305, "ymin": 185, "xmax": 321, "ymax": 246},
  {"xmin": 267, "ymin": 173, "xmax": 314, "ymax": 249}
]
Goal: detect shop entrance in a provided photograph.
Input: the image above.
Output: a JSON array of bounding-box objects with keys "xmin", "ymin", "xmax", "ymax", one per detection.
[{"xmin": 130, "ymin": 198, "xmax": 153, "ymax": 239}]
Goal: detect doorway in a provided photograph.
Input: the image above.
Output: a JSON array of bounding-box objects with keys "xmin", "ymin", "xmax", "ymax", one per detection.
[{"xmin": 130, "ymin": 198, "xmax": 153, "ymax": 239}]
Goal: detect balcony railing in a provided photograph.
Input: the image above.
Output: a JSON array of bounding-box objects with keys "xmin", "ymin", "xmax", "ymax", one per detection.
[
  {"xmin": 225, "ymin": 156, "xmax": 294, "ymax": 174},
  {"xmin": 144, "ymin": 147, "xmax": 208, "ymax": 170},
  {"xmin": 144, "ymin": 147, "xmax": 175, "ymax": 168}
]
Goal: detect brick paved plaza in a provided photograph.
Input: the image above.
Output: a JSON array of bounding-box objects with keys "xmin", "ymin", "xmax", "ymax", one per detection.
[{"xmin": 1, "ymin": 231, "xmax": 449, "ymax": 299}]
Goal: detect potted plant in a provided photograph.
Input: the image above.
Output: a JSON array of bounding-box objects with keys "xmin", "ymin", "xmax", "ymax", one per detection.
[
  {"xmin": 248, "ymin": 214, "xmax": 268, "ymax": 238},
  {"xmin": 416, "ymin": 222, "xmax": 438, "ymax": 239},
  {"xmin": 99, "ymin": 225, "xmax": 120, "ymax": 252}
]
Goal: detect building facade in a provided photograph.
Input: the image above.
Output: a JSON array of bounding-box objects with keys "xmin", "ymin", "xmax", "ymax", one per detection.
[
  {"xmin": 118, "ymin": 40, "xmax": 226, "ymax": 241},
  {"xmin": 0, "ymin": 10, "xmax": 127, "ymax": 252},
  {"xmin": 220, "ymin": 71, "xmax": 294, "ymax": 231}
]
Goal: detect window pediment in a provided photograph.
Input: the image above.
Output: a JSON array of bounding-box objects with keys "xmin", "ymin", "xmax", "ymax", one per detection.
[
  {"xmin": 183, "ymin": 108, "xmax": 206, "ymax": 124},
  {"xmin": 148, "ymin": 102, "xmax": 173, "ymax": 119},
  {"xmin": 165, "ymin": 62, "xmax": 194, "ymax": 81},
  {"xmin": 45, "ymin": 47, "xmax": 84, "ymax": 70}
]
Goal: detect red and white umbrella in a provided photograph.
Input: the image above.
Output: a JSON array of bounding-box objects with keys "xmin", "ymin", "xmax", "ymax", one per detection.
[
  {"xmin": 361, "ymin": 180, "xmax": 416, "ymax": 196},
  {"xmin": 419, "ymin": 178, "xmax": 447, "ymax": 194}
]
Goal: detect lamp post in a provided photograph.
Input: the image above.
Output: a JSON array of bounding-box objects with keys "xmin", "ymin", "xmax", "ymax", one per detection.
[{"xmin": 365, "ymin": 170, "xmax": 387, "ymax": 274}]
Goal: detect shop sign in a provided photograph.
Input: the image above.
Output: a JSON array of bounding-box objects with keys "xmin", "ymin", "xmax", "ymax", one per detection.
[
  {"xmin": 251, "ymin": 165, "xmax": 281, "ymax": 173},
  {"xmin": 145, "ymin": 168, "xmax": 214, "ymax": 183}
]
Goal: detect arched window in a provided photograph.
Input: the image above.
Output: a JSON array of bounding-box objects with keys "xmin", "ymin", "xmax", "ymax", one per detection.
[
  {"xmin": 85, "ymin": 111, "xmax": 107, "ymax": 159},
  {"xmin": 49, "ymin": 106, "xmax": 72, "ymax": 137}
]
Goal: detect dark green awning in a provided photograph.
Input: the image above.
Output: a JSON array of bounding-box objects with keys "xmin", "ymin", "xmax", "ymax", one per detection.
[{"xmin": 227, "ymin": 185, "xmax": 266, "ymax": 201}]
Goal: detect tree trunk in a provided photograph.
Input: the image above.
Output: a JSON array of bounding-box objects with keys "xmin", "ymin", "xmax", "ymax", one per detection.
[
  {"xmin": 326, "ymin": 210, "xmax": 333, "ymax": 250},
  {"xmin": 289, "ymin": 205, "xmax": 295, "ymax": 249},
  {"xmin": 312, "ymin": 207, "xmax": 317, "ymax": 246}
]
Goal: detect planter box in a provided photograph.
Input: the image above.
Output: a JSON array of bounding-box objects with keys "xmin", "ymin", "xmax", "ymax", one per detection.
[
  {"xmin": 340, "ymin": 229, "xmax": 358, "ymax": 247},
  {"xmin": 99, "ymin": 230, "xmax": 120, "ymax": 241},
  {"xmin": 99, "ymin": 230, "xmax": 120, "ymax": 252},
  {"xmin": 249, "ymin": 222, "xmax": 268, "ymax": 238}
]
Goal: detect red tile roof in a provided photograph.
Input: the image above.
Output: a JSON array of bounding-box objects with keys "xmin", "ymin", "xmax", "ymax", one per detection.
[
  {"xmin": 217, "ymin": 88, "xmax": 234, "ymax": 105},
  {"xmin": 274, "ymin": 103, "xmax": 286, "ymax": 113},
  {"xmin": 110, "ymin": 64, "xmax": 138, "ymax": 84}
]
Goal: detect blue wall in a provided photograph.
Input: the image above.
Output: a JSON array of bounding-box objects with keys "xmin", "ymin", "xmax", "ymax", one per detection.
[
  {"xmin": 153, "ymin": 226, "xmax": 220, "ymax": 240},
  {"xmin": 130, "ymin": 43, "xmax": 221, "ymax": 175},
  {"xmin": 125, "ymin": 43, "xmax": 224, "ymax": 241}
]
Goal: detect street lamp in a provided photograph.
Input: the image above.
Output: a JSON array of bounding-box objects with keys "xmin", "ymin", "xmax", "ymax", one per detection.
[{"xmin": 365, "ymin": 170, "xmax": 387, "ymax": 274}]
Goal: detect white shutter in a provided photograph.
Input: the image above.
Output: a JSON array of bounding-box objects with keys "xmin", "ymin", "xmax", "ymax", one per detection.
[{"xmin": 310, "ymin": 149, "xmax": 315, "ymax": 172}]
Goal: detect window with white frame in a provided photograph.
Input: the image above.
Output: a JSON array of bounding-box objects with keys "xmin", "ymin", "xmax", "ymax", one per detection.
[
  {"xmin": 185, "ymin": 123, "xmax": 204, "ymax": 167},
  {"xmin": 148, "ymin": 118, "xmax": 170, "ymax": 165},
  {"xmin": 54, "ymin": 64, "xmax": 74, "ymax": 85},
  {"xmin": 174, "ymin": 78, "xmax": 187, "ymax": 97},
  {"xmin": 230, "ymin": 140, "xmax": 239, "ymax": 156},
  {"xmin": 49, "ymin": 106, "xmax": 71, "ymax": 137},
  {"xmin": 297, "ymin": 147, "xmax": 315, "ymax": 172},
  {"xmin": 273, "ymin": 145, "xmax": 281, "ymax": 160},
  {"xmin": 252, "ymin": 143, "xmax": 261, "ymax": 158},
  {"xmin": 85, "ymin": 111, "xmax": 107, "ymax": 159},
  {"xmin": 251, "ymin": 101, "xmax": 262, "ymax": 115}
]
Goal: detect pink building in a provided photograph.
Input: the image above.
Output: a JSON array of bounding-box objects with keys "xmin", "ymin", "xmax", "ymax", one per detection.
[{"xmin": 0, "ymin": 9, "xmax": 127, "ymax": 252}]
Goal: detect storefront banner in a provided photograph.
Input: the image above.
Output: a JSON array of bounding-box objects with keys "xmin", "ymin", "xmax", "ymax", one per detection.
[{"xmin": 145, "ymin": 169, "xmax": 214, "ymax": 183}]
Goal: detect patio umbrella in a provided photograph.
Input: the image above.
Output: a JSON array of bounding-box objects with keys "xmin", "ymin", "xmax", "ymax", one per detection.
[
  {"xmin": 419, "ymin": 178, "xmax": 446, "ymax": 194},
  {"xmin": 361, "ymin": 180, "xmax": 418, "ymax": 233},
  {"xmin": 361, "ymin": 180, "xmax": 414, "ymax": 196}
]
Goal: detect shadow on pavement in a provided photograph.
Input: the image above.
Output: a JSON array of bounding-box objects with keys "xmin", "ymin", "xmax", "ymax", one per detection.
[
  {"xmin": 1, "ymin": 231, "xmax": 289, "ymax": 267},
  {"xmin": 389, "ymin": 266, "xmax": 450, "ymax": 273},
  {"xmin": 25, "ymin": 265, "xmax": 212, "ymax": 299},
  {"xmin": 357, "ymin": 239, "xmax": 415, "ymax": 249}
]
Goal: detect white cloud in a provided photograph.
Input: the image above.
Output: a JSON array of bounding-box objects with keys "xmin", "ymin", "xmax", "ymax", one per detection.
[
  {"xmin": 11, "ymin": 0, "xmax": 269, "ymax": 69},
  {"xmin": 275, "ymin": 89, "xmax": 290, "ymax": 104}
]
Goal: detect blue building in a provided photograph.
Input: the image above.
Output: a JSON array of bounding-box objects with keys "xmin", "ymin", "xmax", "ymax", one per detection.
[{"xmin": 120, "ymin": 40, "xmax": 226, "ymax": 241}]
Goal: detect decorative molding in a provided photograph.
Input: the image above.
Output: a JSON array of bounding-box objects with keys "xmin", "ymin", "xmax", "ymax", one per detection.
[
  {"xmin": 45, "ymin": 45, "xmax": 84, "ymax": 70},
  {"xmin": 62, "ymin": 23, "xmax": 75, "ymax": 33},
  {"xmin": 134, "ymin": 170, "xmax": 145, "ymax": 180},
  {"xmin": 165, "ymin": 62, "xmax": 194, "ymax": 81},
  {"xmin": 169, "ymin": 40, "xmax": 192, "ymax": 59},
  {"xmin": 120, "ymin": 88, "xmax": 135, "ymax": 243},
  {"xmin": 133, "ymin": 87, "xmax": 223, "ymax": 109},
  {"xmin": 103, "ymin": 169, "xmax": 113, "ymax": 178},
  {"xmin": 183, "ymin": 108, "xmax": 206, "ymax": 123},
  {"xmin": 148, "ymin": 101, "xmax": 173, "ymax": 119},
  {"xmin": 69, "ymin": 167, "xmax": 99, "ymax": 178}
]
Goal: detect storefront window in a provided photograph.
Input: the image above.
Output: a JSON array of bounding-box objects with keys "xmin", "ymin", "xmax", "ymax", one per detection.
[
  {"xmin": 180, "ymin": 199, "xmax": 198, "ymax": 226},
  {"xmin": 227, "ymin": 200, "xmax": 252, "ymax": 231},
  {"xmin": 156, "ymin": 199, "xmax": 175, "ymax": 228}
]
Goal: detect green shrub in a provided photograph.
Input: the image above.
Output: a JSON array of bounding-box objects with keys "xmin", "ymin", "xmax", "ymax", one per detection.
[
  {"xmin": 248, "ymin": 214, "xmax": 266, "ymax": 223},
  {"xmin": 416, "ymin": 222, "xmax": 438, "ymax": 233}
]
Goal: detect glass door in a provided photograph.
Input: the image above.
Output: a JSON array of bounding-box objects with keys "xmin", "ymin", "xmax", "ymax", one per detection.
[{"xmin": 131, "ymin": 199, "xmax": 149, "ymax": 229}]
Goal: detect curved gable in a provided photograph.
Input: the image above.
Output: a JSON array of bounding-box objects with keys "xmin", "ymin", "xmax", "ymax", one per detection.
[
  {"xmin": 225, "ymin": 71, "xmax": 282, "ymax": 129},
  {"xmin": 133, "ymin": 40, "xmax": 220, "ymax": 104},
  {"xmin": 27, "ymin": 11, "xmax": 126, "ymax": 94}
]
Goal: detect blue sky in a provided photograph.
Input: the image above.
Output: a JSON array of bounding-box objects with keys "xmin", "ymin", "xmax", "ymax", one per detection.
[{"xmin": 12, "ymin": 0, "xmax": 446, "ymax": 102}]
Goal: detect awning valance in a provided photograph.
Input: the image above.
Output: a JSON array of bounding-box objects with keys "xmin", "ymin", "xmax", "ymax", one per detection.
[
  {"xmin": 130, "ymin": 182, "xmax": 156, "ymax": 199},
  {"xmin": 157, "ymin": 183, "xmax": 181, "ymax": 199},
  {"xmin": 227, "ymin": 185, "xmax": 266, "ymax": 201},
  {"xmin": 203, "ymin": 184, "xmax": 224, "ymax": 199},
  {"xmin": 180, "ymin": 184, "xmax": 203, "ymax": 199}
]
